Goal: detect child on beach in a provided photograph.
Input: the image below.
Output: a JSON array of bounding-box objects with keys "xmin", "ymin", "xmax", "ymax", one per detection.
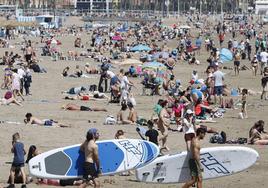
[
  {"xmin": 7, "ymin": 133, "xmax": 27, "ymax": 188},
  {"xmin": 241, "ymin": 89, "xmax": 248, "ymax": 119}
]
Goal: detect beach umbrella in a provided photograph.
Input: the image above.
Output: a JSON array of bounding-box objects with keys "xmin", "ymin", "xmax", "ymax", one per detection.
[
  {"xmin": 220, "ymin": 48, "xmax": 233, "ymax": 62},
  {"xmin": 142, "ymin": 61, "xmax": 167, "ymax": 72},
  {"xmin": 130, "ymin": 44, "xmax": 152, "ymax": 52},
  {"xmin": 112, "ymin": 35, "xmax": 123, "ymax": 41}
]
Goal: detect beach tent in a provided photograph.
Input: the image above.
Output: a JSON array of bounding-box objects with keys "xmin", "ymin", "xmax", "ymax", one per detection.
[
  {"xmin": 220, "ymin": 48, "xmax": 233, "ymax": 62},
  {"xmin": 130, "ymin": 44, "xmax": 152, "ymax": 52}
]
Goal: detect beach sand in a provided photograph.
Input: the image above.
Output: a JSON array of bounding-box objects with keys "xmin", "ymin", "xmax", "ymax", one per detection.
[{"xmin": 0, "ymin": 17, "xmax": 267, "ymax": 188}]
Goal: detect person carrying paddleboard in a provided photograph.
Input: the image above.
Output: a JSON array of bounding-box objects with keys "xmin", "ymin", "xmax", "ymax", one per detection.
[
  {"xmin": 80, "ymin": 128, "xmax": 101, "ymax": 188},
  {"xmin": 182, "ymin": 128, "xmax": 206, "ymax": 188}
]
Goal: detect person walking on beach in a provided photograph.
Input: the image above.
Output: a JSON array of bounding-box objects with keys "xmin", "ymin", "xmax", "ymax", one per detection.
[
  {"xmin": 80, "ymin": 128, "xmax": 101, "ymax": 188},
  {"xmin": 182, "ymin": 109, "xmax": 196, "ymax": 151},
  {"xmin": 213, "ymin": 64, "xmax": 224, "ymax": 106},
  {"xmin": 241, "ymin": 89, "xmax": 248, "ymax": 119},
  {"xmin": 234, "ymin": 50, "xmax": 241, "ymax": 76},
  {"xmin": 158, "ymin": 100, "xmax": 170, "ymax": 152},
  {"xmin": 261, "ymin": 67, "xmax": 268, "ymax": 100},
  {"xmin": 7, "ymin": 133, "xmax": 27, "ymax": 188},
  {"xmin": 182, "ymin": 128, "xmax": 206, "ymax": 188}
]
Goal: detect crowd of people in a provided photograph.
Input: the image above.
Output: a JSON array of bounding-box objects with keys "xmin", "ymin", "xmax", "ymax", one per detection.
[{"xmin": 1, "ymin": 12, "xmax": 268, "ymax": 188}]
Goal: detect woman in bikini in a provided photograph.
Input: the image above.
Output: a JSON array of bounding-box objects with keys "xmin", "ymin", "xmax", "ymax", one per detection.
[{"xmin": 249, "ymin": 120, "xmax": 268, "ymax": 145}]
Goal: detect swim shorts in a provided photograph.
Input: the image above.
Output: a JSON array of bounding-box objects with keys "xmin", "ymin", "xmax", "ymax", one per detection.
[
  {"xmin": 12, "ymin": 162, "xmax": 25, "ymax": 168},
  {"xmin": 214, "ymin": 86, "xmax": 223, "ymax": 96},
  {"xmin": 83, "ymin": 162, "xmax": 98, "ymax": 180},
  {"xmin": 234, "ymin": 61, "xmax": 240, "ymax": 66},
  {"xmin": 44, "ymin": 120, "xmax": 53, "ymax": 126},
  {"xmin": 80, "ymin": 106, "xmax": 92, "ymax": 111},
  {"xmin": 189, "ymin": 159, "xmax": 202, "ymax": 178}
]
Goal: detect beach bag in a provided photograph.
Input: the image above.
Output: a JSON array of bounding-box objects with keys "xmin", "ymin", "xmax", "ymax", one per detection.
[
  {"xmin": 104, "ymin": 115, "xmax": 116, "ymax": 125},
  {"xmin": 210, "ymin": 131, "xmax": 226, "ymax": 144}
]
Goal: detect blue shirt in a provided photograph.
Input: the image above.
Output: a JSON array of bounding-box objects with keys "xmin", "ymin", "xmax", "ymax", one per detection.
[{"xmin": 13, "ymin": 142, "xmax": 25, "ymax": 164}]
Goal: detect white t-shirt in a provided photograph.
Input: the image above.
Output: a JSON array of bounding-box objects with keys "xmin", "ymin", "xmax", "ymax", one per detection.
[
  {"xmin": 106, "ymin": 70, "xmax": 115, "ymax": 78},
  {"xmin": 213, "ymin": 70, "xmax": 224, "ymax": 87},
  {"xmin": 17, "ymin": 68, "xmax": 25, "ymax": 79},
  {"xmin": 182, "ymin": 118, "xmax": 195, "ymax": 134},
  {"xmin": 260, "ymin": 51, "xmax": 268, "ymax": 63},
  {"xmin": 120, "ymin": 75, "xmax": 130, "ymax": 90}
]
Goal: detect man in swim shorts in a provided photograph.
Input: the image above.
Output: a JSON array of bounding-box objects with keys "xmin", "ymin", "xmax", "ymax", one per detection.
[
  {"xmin": 182, "ymin": 128, "xmax": 206, "ymax": 188},
  {"xmin": 24, "ymin": 113, "xmax": 69, "ymax": 128},
  {"xmin": 80, "ymin": 128, "xmax": 101, "ymax": 188}
]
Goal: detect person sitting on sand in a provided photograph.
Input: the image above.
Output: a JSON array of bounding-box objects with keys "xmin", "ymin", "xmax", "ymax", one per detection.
[
  {"xmin": 127, "ymin": 101, "xmax": 137, "ymax": 124},
  {"xmin": 24, "ymin": 113, "xmax": 69, "ymax": 128},
  {"xmin": 0, "ymin": 91, "xmax": 22, "ymax": 106},
  {"xmin": 117, "ymin": 102, "xmax": 134, "ymax": 125},
  {"xmin": 62, "ymin": 103, "xmax": 107, "ymax": 112},
  {"xmin": 249, "ymin": 120, "xmax": 268, "ymax": 145}
]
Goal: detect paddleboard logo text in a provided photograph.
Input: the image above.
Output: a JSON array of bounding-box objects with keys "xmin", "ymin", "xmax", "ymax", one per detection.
[
  {"xmin": 118, "ymin": 140, "xmax": 142, "ymax": 155},
  {"xmin": 200, "ymin": 153, "xmax": 230, "ymax": 174}
]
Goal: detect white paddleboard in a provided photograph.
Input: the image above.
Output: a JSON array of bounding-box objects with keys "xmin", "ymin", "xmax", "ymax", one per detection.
[
  {"xmin": 136, "ymin": 146, "xmax": 259, "ymax": 183},
  {"xmin": 29, "ymin": 139, "xmax": 159, "ymax": 179}
]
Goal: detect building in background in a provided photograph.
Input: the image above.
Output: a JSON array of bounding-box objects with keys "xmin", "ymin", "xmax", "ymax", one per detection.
[
  {"xmin": 255, "ymin": 0, "xmax": 268, "ymax": 14},
  {"xmin": 76, "ymin": 0, "xmax": 112, "ymax": 11}
]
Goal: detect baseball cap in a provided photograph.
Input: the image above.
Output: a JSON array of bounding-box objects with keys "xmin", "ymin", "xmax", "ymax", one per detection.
[{"xmin": 186, "ymin": 109, "xmax": 194, "ymax": 114}]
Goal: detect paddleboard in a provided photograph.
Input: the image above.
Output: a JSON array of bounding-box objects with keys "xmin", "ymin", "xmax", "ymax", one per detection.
[
  {"xmin": 29, "ymin": 139, "xmax": 159, "ymax": 179},
  {"xmin": 136, "ymin": 146, "xmax": 259, "ymax": 183}
]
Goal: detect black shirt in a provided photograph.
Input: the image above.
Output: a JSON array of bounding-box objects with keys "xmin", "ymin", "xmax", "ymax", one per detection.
[{"xmin": 145, "ymin": 129, "xmax": 159, "ymax": 145}]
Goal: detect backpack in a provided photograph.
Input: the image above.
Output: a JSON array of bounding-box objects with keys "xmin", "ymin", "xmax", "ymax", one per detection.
[{"xmin": 210, "ymin": 131, "xmax": 227, "ymax": 144}]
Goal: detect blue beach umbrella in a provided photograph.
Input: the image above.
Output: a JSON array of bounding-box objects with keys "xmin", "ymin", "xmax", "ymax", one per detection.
[
  {"xmin": 220, "ymin": 48, "xmax": 233, "ymax": 62},
  {"xmin": 130, "ymin": 44, "xmax": 152, "ymax": 52}
]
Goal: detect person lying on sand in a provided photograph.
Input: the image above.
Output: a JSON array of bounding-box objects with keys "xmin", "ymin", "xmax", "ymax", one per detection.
[
  {"xmin": 24, "ymin": 113, "xmax": 69, "ymax": 128},
  {"xmin": 64, "ymin": 91, "xmax": 110, "ymax": 101},
  {"xmin": 62, "ymin": 103, "xmax": 107, "ymax": 112},
  {"xmin": 249, "ymin": 120, "xmax": 268, "ymax": 145}
]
